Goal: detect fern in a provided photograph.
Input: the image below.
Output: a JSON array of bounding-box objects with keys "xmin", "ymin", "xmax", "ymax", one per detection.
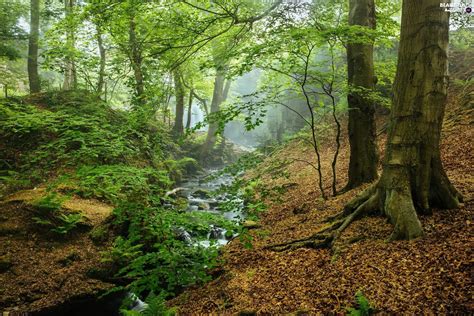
[{"xmin": 347, "ymin": 291, "xmax": 373, "ymax": 316}]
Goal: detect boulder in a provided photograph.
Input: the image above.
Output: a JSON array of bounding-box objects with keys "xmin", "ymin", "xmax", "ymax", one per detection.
[
  {"xmin": 193, "ymin": 189, "xmax": 211, "ymax": 199},
  {"xmin": 198, "ymin": 202, "xmax": 210, "ymax": 210}
]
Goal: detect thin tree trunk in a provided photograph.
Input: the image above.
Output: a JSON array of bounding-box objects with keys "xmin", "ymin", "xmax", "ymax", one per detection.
[
  {"xmin": 192, "ymin": 91, "xmax": 208, "ymax": 115},
  {"xmin": 63, "ymin": 0, "xmax": 77, "ymax": 90},
  {"xmin": 4, "ymin": 85, "xmax": 8, "ymax": 98},
  {"xmin": 28, "ymin": 0, "xmax": 41, "ymax": 93},
  {"xmin": 344, "ymin": 0, "xmax": 378, "ymax": 190},
  {"xmin": 129, "ymin": 15, "xmax": 144, "ymax": 102},
  {"xmin": 222, "ymin": 79, "xmax": 231, "ymax": 101},
  {"xmin": 186, "ymin": 89, "xmax": 193, "ymax": 129},
  {"xmin": 96, "ymin": 26, "xmax": 106, "ymax": 96},
  {"xmin": 172, "ymin": 68, "xmax": 185, "ymax": 136}
]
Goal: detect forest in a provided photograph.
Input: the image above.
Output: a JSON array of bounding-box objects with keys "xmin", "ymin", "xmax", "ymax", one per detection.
[{"xmin": 0, "ymin": 0, "xmax": 472, "ymax": 314}]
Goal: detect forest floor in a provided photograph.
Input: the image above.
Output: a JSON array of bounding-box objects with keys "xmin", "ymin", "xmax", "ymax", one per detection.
[
  {"xmin": 170, "ymin": 84, "xmax": 473, "ymax": 313},
  {"xmin": 0, "ymin": 188, "xmax": 116, "ymax": 313}
]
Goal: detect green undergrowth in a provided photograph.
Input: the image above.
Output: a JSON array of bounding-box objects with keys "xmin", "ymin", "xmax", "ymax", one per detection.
[
  {"xmin": 31, "ymin": 192, "xmax": 85, "ymax": 236},
  {"xmin": 0, "ymin": 91, "xmax": 239, "ymax": 312},
  {"xmin": 0, "ymin": 91, "xmax": 274, "ymax": 313}
]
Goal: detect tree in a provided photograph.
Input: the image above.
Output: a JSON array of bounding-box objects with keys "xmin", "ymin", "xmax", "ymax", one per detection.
[
  {"xmin": 172, "ymin": 67, "xmax": 185, "ymax": 136},
  {"xmin": 268, "ymin": 0, "xmax": 463, "ymax": 251},
  {"xmin": 202, "ymin": 64, "xmax": 227, "ymax": 154},
  {"xmin": 344, "ymin": 0, "xmax": 378, "ymax": 190},
  {"xmin": 361, "ymin": 0, "xmax": 463, "ymax": 240},
  {"xmin": 128, "ymin": 10, "xmax": 144, "ymax": 103},
  {"xmin": 96, "ymin": 25, "xmax": 106, "ymax": 96},
  {"xmin": 28, "ymin": 0, "xmax": 41, "ymax": 93},
  {"xmin": 185, "ymin": 88, "xmax": 193, "ymax": 129},
  {"xmin": 63, "ymin": 0, "xmax": 77, "ymax": 90}
]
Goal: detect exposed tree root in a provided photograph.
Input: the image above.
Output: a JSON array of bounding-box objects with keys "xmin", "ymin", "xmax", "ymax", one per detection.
[
  {"xmin": 266, "ymin": 186, "xmax": 380, "ymax": 252},
  {"xmin": 265, "ymin": 164, "xmax": 463, "ymax": 252}
]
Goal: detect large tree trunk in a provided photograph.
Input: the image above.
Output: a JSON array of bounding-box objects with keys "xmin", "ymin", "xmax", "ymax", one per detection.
[
  {"xmin": 344, "ymin": 0, "xmax": 378, "ymax": 190},
  {"xmin": 63, "ymin": 0, "xmax": 77, "ymax": 90},
  {"xmin": 28, "ymin": 0, "xmax": 41, "ymax": 93},
  {"xmin": 129, "ymin": 15, "xmax": 144, "ymax": 102},
  {"xmin": 172, "ymin": 68, "xmax": 185, "ymax": 137},
  {"xmin": 349, "ymin": 0, "xmax": 462, "ymax": 240},
  {"xmin": 268, "ymin": 0, "xmax": 464, "ymax": 252}
]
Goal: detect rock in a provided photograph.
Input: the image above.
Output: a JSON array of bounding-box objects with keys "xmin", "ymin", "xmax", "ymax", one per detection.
[
  {"xmin": 174, "ymin": 227, "xmax": 192, "ymax": 244},
  {"xmin": 198, "ymin": 202, "xmax": 210, "ymax": 210},
  {"xmin": 0, "ymin": 255, "xmax": 13, "ymax": 273},
  {"xmin": 193, "ymin": 188, "xmax": 211, "ymax": 199},
  {"xmin": 208, "ymin": 200, "xmax": 219, "ymax": 208},
  {"xmin": 165, "ymin": 187, "xmax": 186, "ymax": 198},
  {"xmin": 242, "ymin": 220, "xmax": 261, "ymax": 229},
  {"xmin": 209, "ymin": 225, "xmax": 226, "ymax": 239}
]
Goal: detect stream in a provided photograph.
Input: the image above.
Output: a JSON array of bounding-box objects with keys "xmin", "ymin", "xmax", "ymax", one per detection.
[
  {"xmin": 172, "ymin": 167, "xmax": 244, "ymax": 247},
  {"xmin": 35, "ymin": 166, "xmax": 244, "ymax": 315}
]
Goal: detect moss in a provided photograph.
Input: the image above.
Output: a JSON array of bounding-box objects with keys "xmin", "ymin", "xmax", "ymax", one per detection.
[{"xmin": 89, "ymin": 225, "xmax": 109, "ymax": 244}]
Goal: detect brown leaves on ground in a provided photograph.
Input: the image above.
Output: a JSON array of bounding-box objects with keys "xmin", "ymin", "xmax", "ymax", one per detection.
[
  {"xmin": 0, "ymin": 191, "xmax": 115, "ymax": 313},
  {"xmin": 170, "ymin": 85, "xmax": 473, "ymax": 314}
]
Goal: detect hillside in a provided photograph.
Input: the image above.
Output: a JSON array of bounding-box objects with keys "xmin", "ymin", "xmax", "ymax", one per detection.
[{"xmin": 170, "ymin": 71, "xmax": 473, "ymax": 314}]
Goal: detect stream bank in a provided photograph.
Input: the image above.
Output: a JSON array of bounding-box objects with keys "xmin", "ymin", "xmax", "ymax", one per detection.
[{"xmin": 0, "ymin": 163, "xmax": 246, "ymax": 315}]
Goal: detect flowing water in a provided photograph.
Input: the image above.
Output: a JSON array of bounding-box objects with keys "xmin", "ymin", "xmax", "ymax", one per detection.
[{"xmin": 171, "ymin": 168, "xmax": 244, "ymax": 247}]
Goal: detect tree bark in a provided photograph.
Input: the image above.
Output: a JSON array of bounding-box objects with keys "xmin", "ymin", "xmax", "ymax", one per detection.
[
  {"xmin": 186, "ymin": 89, "xmax": 193, "ymax": 129},
  {"xmin": 347, "ymin": 0, "xmax": 462, "ymax": 240},
  {"xmin": 96, "ymin": 26, "xmax": 106, "ymax": 96},
  {"xmin": 344, "ymin": 0, "xmax": 378, "ymax": 190},
  {"xmin": 202, "ymin": 66, "xmax": 226, "ymax": 155},
  {"xmin": 63, "ymin": 0, "xmax": 77, "ymax": 90},
  {"xmin": 129, "ymin": 15, "xmax": 145, "ymax": 102},
  {"xmin": 28, "ymin": 0, "xmax": 41, "ymax": 93},
  {"xmin": 172, "ymin": 68, "xmax": 185, "ymax": 137}
]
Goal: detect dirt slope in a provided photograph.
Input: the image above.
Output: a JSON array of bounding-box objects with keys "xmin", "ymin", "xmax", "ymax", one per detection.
[{"xmin": 0, "ymin": 189, "xmax": 115, "ymax": 313}]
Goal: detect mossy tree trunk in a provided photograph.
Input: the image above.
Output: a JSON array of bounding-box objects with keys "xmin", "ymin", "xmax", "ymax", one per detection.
[
  {"xmin": 129, "ymin": 14, "xmax": 144, "ymax": 103},
  {"xmin": 268, "ymin": 0, "xmax": 463, "ymax": 251},
  {"xmin": 96, "ymin": 26, "xmax": 106, "ymax": 96},
  {"xmin": 350, "ymin": 0, "xmax": 462, "ymax": 240},
  {"xmin": 345, "ymin": 0, "xmax": 378, "ymax": 190}
]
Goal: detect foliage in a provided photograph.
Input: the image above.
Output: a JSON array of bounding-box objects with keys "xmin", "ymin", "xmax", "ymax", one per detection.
[
  {"xmin": 106, "ymin": 203, "xmax": 223, "ymax": 298},
  {"xmin": 72, "ymin": 165, "xmax": 171, "ymax": 205},
  {"xmin": 346, "ymin": 291, "xmax": 373, "ymax": 316},
  {"xmin": 0, "ymin": 91, "xmax": 169, "ymax": 183},
  {"xmin": 121, "ymin": 293, "xmax": 176, "ymax": 316},
  {"xmin": 31, "ymin": 193, "xmax": 84, "ymax": 235}
]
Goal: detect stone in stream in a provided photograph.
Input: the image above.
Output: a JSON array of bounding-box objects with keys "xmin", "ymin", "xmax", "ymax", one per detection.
[
  {"xmin": 193, "ymin": 188, "xmax": 211, "ymax": 198},
  {"xmin": 198, "ymin": 202, "xmax": 210, "ymax": 210},
  {"xmin": 209, "ymin": 225, "xmax": 226, "ymax": 239},
  {"xmin": 174, "ymin": 227, "xmax": 192, "ymax": 244}
]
